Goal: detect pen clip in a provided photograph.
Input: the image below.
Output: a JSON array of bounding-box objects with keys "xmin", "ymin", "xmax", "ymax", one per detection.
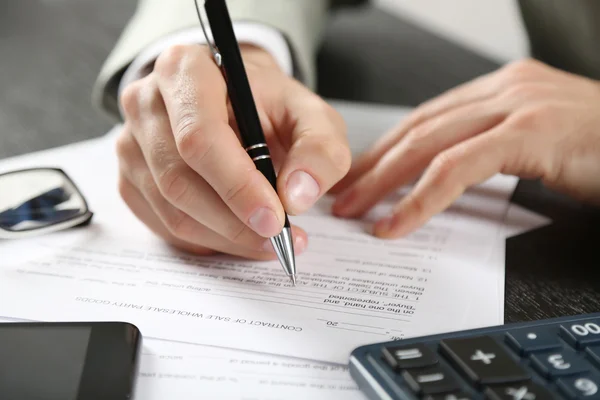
[{"xmin": 194, "ymin": 0, "xmax": 223, "ymax": 67}]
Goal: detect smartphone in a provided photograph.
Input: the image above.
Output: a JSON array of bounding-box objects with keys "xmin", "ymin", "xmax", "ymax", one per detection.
[{"xmin": 0, "ymin": 321, "xmax": 142, "ymax": 400}]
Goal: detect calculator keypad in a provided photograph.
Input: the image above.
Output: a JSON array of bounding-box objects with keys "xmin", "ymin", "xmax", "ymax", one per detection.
[
  {"xmin": 561, "ymin": 321, "xmax": 600, "ymax": 349},
  {"xmin": 531, "ymin": 350, "xmax": 591, "ymax": 378},
  {"xmin": 424, "ymin": 393, "xmax": 474, "ymax": 400},
  {"xmin": 557, "ymin": 374, "xmax": 600, "ymax": 399},
  {"xmin": 440, "ymin": 336, "xmax": 530, "ymax": 385},
  {"xmin": 369, "ymin": 316, "xmax": 600, "ymax": 400},
  {"xmin": 402, "ymin": 365, "xmax": 461, "ymax": 395},
  {"xmin": 382, "ymin": 343, "xmax": 438, "ymax": 370},
  {"xmin": 586, "ymin": 347, "xmax": 600, "ymax": 368},
  {"xmin": 506, "ymin": 328, "xmax": 563, "ymax": 355},
  {"xmin": 484, "ymin": 382, "xmax": 556, "ymax": 400}
]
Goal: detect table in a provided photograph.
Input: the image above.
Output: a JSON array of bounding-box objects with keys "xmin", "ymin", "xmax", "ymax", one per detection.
[{"xmin": 2, "ymin": 0, "xmax": 599, "ymax": 324}]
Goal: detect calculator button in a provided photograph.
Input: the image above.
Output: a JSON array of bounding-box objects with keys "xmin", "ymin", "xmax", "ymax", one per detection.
[
  {"xmin": 561, "ymin": 321, "xmax": 600, "ymax": 349},
  {"xmin": 585, "ymin": 346, "xmax": 600, "ymax": 368},
  {"xmin": 440, "ymin": 336, "xmax": 530, "ymax": 385},
  {"xmin": 485, "ymin": 382, "xmax": 556, "ymax": 400},
  {"xmin": 402, "ymin": 365, "xmax": 461, "ymax": 395},
  {"xmin": 505, "ymin": 328, "xmax": 562, "ymax": 355},
  {"xmin": 424, "ymin": 392, "xmax": 474, "ymax": 400},
  {"xmin": 530, "ymin": 350, "xmax": 591, "ymax": 378},
  {"xmin": 558, "ymin": 374, "xmax": 600, "ymax": 399},
  {"xmin": 382, "ymin": 344, "xmax": 438, "ymax": 370}
]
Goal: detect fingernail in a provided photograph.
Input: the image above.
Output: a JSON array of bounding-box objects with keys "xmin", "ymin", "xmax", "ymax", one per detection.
[
  {"xmin": 249, "ymin": 207, "xmax": 281, "ymax": 237},
  {"xmin": 261, "ymin": 240, "xmax": 275, "ymax": 252},
  {"xmin": 374, "ymin": 216, "xmax": 395, "ymax": 236},
  {"xmin": 286, "ymin": 171, "xmax": 320, "ymax": 212},
  {"xmin": 263, "ymin": 233, "xmax": 306, "ymax": 253},
  {"xmin": 294, "ymin": 235, "xmax": 307, "ymax": 254}
]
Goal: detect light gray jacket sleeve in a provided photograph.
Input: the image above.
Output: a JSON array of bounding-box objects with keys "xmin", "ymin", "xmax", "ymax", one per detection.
[{"xmin": 93, "ymin": 0, "xmax": 334, "ymax": 120}]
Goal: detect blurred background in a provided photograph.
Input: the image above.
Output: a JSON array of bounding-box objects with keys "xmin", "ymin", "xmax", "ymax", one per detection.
[
  {"xmin": 1, "ymin": 0, "xmax": 515, "ymax": 159},
  {"xmin": 379, "ymin": 0, "xmax": 527, "ymax": 62}
]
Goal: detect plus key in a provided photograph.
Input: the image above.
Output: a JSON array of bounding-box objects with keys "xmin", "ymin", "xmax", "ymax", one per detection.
[
  {"xmin": 471, "ymin": 350, "xmax": 496, "ymax": 365},
  {"xmin": 440, "ymin": 336, "xmax": 530, "ymax": 386}
]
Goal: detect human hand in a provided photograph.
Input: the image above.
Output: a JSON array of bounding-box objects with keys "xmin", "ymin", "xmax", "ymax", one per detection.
[
  {"xmin": 116, "ymin": 44, "xmax": 350, "ymax": 259},
  {"xmin": 331, "ymin": 59, "xmax": 600, "ymax": 238}
]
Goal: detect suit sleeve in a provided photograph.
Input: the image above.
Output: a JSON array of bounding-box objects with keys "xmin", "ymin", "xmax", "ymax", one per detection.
[{"xmin": 93, "ymin": 0, "xmax": 331, "ymax": 120}]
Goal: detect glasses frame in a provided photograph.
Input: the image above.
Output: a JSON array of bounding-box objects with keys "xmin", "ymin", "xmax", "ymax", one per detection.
[{"xmin": 0, "ymin": 167, "xmax": 93, "ymax": 239}]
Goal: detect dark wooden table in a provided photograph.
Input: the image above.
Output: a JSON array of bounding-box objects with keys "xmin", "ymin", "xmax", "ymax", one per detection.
[{"xmin": 2, "ymin": 1, "xmax": 600, "ymax": 323}]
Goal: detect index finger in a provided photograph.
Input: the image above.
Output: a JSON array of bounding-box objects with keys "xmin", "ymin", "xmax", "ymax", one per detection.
[
  {"xmin": 373, "ymin": 126, "xmax": 511, "ymax": 238},
  {"xmin": 154, "ymin": 44, "xmax": 285, "ymax": 238}
]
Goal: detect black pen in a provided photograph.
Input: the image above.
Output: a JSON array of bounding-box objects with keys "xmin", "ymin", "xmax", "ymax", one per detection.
[{"xmin": 194, "ymin": 0, "xmax": 297, "ymax": 285}]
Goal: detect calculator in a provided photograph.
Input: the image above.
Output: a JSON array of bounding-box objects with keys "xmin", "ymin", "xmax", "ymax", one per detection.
[{"xmin": 349, "ymin": 313, "xmax": 600, "ymax": 400}]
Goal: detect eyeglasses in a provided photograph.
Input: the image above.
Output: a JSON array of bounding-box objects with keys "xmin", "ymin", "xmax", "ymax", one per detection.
[{"xmin": 0, "ymin": 168, "xmax": 93, "ymax": 239}]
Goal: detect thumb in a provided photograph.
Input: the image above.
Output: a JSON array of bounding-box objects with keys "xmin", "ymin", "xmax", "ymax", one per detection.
[{"xmin": 267, "ymin": 81, "xmax": 352, "ymax": 215}]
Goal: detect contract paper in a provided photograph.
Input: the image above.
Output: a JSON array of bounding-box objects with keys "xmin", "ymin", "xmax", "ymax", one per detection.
[
  {"xmin": 0, "ymin": 101, "xmax": 517, "ymax": 364},
  {"xmin": 138, "ymin": 340, "xmax": 363, "ymax": 400},
  {"xmin": 0, "ymin": 203, "xmax": 546, "ymax": 400},
  {"xmin": 138, "ymin": 201, "xmax": 548, "ymax": 400}
]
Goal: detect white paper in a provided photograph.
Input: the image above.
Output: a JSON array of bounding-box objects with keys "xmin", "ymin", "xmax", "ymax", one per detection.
[
  {"xmin": 0, "ymin": 101, "xmax": 517, "ymax": 364},
  {"xmin": 137, "ymin": 340, "xmax": 364, "ymax": 400},
  {"xmin": 0, "ymin": 172, "xmax": 515, "ymax": 364}
]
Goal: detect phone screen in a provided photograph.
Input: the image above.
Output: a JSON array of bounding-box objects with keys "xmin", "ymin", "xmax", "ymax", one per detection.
[{"xmin": 0, "ymin": 325, "xmax": 91, "ymax": 400}]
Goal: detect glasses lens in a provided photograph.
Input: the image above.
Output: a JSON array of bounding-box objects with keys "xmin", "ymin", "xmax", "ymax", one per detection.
[{"xmin": 0, "ymin": 169, "xmax": 87, "ymax": 232}]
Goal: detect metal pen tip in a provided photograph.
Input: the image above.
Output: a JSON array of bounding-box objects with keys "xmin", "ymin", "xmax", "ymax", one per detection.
[
  {"xmin": 270, "ymin": 227, "xmax": 297, "ymax": 284},
  {"xmin": 289, "ymin": 275, "xmax": 297, "ymax": 287}
]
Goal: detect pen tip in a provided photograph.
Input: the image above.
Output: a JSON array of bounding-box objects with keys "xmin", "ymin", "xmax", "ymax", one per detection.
[{"xmin": 270, "ymin": 227, "xmax": 297, "ymax": 284}]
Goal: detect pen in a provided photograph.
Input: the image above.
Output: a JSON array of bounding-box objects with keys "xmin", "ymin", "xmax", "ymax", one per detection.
[{"xmin": 194, "ymin": 0, "xmax": 297, "ymax": 285}]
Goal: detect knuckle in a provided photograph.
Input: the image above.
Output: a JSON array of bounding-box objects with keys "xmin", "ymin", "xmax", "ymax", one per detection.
[
  {"xmin": 306, "ymin": 137, "xmax": 351, "ymax": 178},
  {"xmin": 405, "ymin": 124, "xmax": 433, "ymax": 151},
  {"xmin": 502, "ymin": 58, "xmax": 542, "ymax": 84},
  {"xmin": 501, "ymin": 82, "xmax": 542, "ymax": 101},
  {"xmin": 511, "ymin": 105, "xmax": 551, "ymax": 131},
  {"xmin": 326, "ymin": 140, "xmax": 353, "ymax": 177},
  {"xmin": 115, "ymin": 131, "xmax": 132, "ymax": 160},
  {"xmin": 136, "ymin": 80, "xmax": 162, "ymax": 115},
  {"xmin": 323, "ymin": 100, "xmax": 345, "ymax": 128},
  {"xmin": 406, "ymin": 193, "xmax": 427, "ymax": 217},
  {"xmin": 120, "ymin": 81, "xmax": 143, "ymax": 118},
  {"xmin": 157, "ymin": 165, "xmax": 188, "ymax": 205},
  {"xmin": 139, "ymin": 173, "xmax": 158, "ymax": 196},
  {"xmin": 430, "ymin": 150, "xmax": 459, "ymax": 182},
  {"xmin": 303, "ymin": 96, "xmax": 339, "ymax": 122},
  {"xmin": 154, "ymin": 44, "xmax": 193, "ymax": 77},
  {"xmin": 175, "ymin": 120, "xmax": 215, "ymax": 164}
]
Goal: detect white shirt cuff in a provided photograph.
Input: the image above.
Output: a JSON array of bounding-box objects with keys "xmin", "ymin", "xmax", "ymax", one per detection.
[{"xmin": 118, "ymin": 22, "xmax": 293, "ymax": 98}]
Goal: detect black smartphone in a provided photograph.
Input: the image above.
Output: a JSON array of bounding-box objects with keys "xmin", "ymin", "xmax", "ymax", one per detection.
[{"xmin": 0, "ymin": 321, "xmax": 142, "ymax": 400}]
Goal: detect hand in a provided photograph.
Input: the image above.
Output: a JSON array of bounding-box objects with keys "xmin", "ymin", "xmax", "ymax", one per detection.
[
  {"xmin": 331, "ymin": 59, "xmax": 600, "ymax": 238},
  {"xmin": 116, "ymin": 44, "xmax": 350, "ymax": 259}
]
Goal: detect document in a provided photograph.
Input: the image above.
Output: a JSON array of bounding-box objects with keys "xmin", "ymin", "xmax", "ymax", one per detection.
[
  {"xmin": 0, "ymin": 101, "xmax": 518, "ymax": 364},
  {"xmin": 138, "ymin": 205, "xmax": 546, "ymax": 400},
  {"xmin": 138, "ymin": 340, "xmax": 363, "ymax": 400},
  {"xmin": 0, "ymin": 173, "xmax": 514, "ymax": 363}
]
